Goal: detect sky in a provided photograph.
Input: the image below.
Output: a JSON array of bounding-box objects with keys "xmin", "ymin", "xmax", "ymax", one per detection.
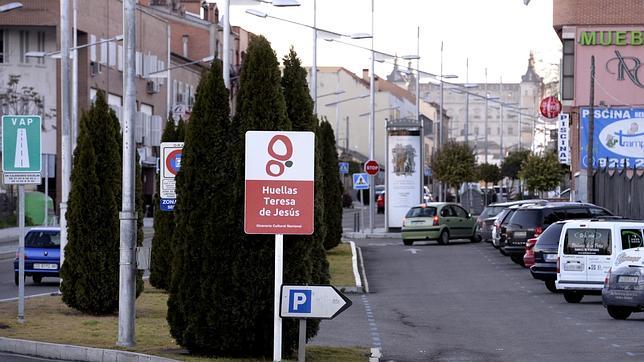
[{"xmin": 227, "ymin": 0, "xmax": 562, "ymax": 85}]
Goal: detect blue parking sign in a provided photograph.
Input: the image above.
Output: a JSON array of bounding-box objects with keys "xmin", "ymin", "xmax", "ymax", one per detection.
[{"xmin": 288, "ymin": 289, "xmax": 312, "ymax": 313}]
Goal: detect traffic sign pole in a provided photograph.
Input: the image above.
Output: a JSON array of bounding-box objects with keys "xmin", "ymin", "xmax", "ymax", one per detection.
[
  {"xmin": 17, "ymin": 185, "xmax": 25, "ymax": 323},
  {"xmin": 273, "ymin": 234, "xmax": 283, "ymax": 362},
  {"xmin": 298, "ymin": 319, "xmax": 306, "ymax": 362}
]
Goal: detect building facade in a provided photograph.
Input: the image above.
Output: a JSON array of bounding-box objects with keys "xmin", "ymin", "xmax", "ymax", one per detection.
[{"xmin": 553, "ymin": 0, "xmax": 644, "ymax": 202}]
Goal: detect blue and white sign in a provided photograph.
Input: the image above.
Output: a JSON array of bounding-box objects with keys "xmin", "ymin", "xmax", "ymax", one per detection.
[
  {"xmin": 352, "ymin": 173, "xmax": 369, "ymax": 190},
  {"xmin": 338, "ymin": 162, "xmax": 349, "ymax": 174},
  {"xmin": 580, "ymin": 108, "xmax": 644, "ymax": 169},
  {"xmin": 280, "ymin": 285, "xmax": 352, "ymax": 319}
]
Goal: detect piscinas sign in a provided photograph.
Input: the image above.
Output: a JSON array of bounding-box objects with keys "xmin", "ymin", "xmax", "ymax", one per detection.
[{"xmin": 580, "ymin": 107, "xmax": 644, "ymax": 169}]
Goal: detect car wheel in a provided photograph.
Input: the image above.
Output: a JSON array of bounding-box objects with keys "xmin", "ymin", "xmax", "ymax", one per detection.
[
  {"xmin": 510, "ymin": 255, "xmax": 525, "ymax": 267},
  {"xmin": 439, "ymin": 230, "xmax": 449, "ymax": 245},
  {"xmin": 33, "ymin": 275, "xmax": 42, "ymax": 284},
  {"xmin": 499, "ymin": 248, "xmax": 507, "ymax": 256},
  {"xmin": 470, "ymin": 229, "xmax": 481, "ymax": 243},
  {"xmin": 607, "ymin": 306, "xmax": 632, "ymax": 320},
  {"xmin": 403, "ymin": 239, "xmax": 413, "ymax": 246},
  {"xmin": 545, "ymin": 280, "xmax": 557, "ymax": 293},
  {"xmin": 563, "ymin": 291, "xmax": 584, "ymax": 303}
]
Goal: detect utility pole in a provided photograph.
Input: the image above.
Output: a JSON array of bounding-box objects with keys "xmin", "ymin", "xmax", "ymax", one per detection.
[
  {"xmin": 117, "ymin": 0, "xmax": 137, "ymax": 347},
  {"xmin": 368, "ymin": 0, "xmax": 375, "ymax": 232},
  {"xmin": 484, "ymin": 68, "xmax": 488, "ymax": 164},
  {"xmin": 464, "ymin": 57, "xmax": 469, "ymax": 146},
  {"xmin": 587, "ymin": 56, "xmax": 595, "ymax": 203},
  {"xmin": 59, "ymin": 0, "xmax": 71, "ymax": 290}
]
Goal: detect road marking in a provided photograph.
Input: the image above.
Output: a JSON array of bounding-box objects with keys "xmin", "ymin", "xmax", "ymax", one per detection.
[
  {"xmin": 586, "ymin": 329, "xmax": 593, "ymax": 333},
  {"xmin": 598, "ymin": 337, "xmax": 607, "ymax": 340},
  {"xmin": 627, "ymin": 352, "xmax": 636, "ymax": 356},
  {"xmin": 612, "ymin": 344, "xmax": 621, "ymax": 348},
  {"xmin": 405, "ymin": 248, "xmax": 421, "ymax": 254},
  {"xmin": 361, "ymin": 295, "xmax": 383, "ymax": 351}
]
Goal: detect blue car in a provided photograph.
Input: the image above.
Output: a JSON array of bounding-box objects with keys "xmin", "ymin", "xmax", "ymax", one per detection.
[{"xmin": 14, "ymin": 227, "xmax": 61, "ymax": 285}]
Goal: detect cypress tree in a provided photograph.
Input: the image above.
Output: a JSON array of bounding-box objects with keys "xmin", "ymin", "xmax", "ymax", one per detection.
[
  {"xmin": 320, "ymin": 120, "xmax": 343, "ymax": 250},
  {"xmin": 226, "ymin": 35, "xmax": 292, "ymax": 357},
  {"xmin": 281, "ymin": 48, "xmax": 329, "ymax": 344},
  {"xmin": 166, "ymin": 61, "xmax": 235, "ymax": 353},
  {"xmin": 149, "ymin": 119, "xmax": 178, "ymax": 290},
  {"xmin": 61, "ymin": 91, "xmax": 122, "ymax": 314}
]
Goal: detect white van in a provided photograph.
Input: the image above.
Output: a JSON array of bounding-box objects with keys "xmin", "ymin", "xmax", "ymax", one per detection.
[{"xmin": 556, "ymin": 219, "xmax": 644, "ymax": 303}]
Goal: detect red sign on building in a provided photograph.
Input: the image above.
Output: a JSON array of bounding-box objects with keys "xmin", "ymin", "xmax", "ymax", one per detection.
[
  {"xmin": 540, "ymin": 96, "xmax": 562, "ymax": 119},
  {"xmin": 244, "ymin": 131, "xmax": 315, "ymax": 235}
]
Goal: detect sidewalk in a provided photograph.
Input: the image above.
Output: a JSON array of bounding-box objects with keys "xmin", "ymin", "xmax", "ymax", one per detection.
[{"xmin": 343, "ymin": 228, "xmax": 401, "ymax": 239}]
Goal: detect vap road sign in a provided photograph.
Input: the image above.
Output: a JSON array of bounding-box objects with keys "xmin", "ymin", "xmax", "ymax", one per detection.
[
  {"xmin": 280, "ymin": 285, "xmax": 352, "ymax": 319},
  {"xmin": 160, "ymin": 142, "xmax": 184, "ymax": 211},
  {"xmin": 2, "ymin": 115, "xmax": 42, "ymax": 184},
  {"xmin": 244, "ymin": 131, "xmax": 314, "ymax": 235},
  {"xmin": 352, "ymin": 172, "xmax": 369, "ymax": 190}
]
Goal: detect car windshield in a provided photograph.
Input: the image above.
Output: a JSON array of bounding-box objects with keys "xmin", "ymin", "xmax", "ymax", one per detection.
[
  {"xmin": 536, "ymin": 223, "xmax": 564, "ymax": 248},
  {"xmin": 25, "ymin": 230, "xmax": 60, "ymax": 248},
  {"xmin": 509, "ymin": 210, "xmax": 543, "ymax": 228},
  {"xmin": 480, "ymin": 206, "xmax": 504, "ymax": 219},
  {"xmin": 406, "ymin": 207, "xmax": 437, "ymax": 218}
]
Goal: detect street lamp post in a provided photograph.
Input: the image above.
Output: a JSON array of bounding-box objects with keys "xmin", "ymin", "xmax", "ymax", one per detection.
[{"xmin": 59, "ymin": 0, "xmax": 71, "ymax": 301}]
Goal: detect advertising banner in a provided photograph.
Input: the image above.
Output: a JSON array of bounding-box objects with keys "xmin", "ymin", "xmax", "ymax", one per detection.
[
  {"xmin": 244, "ymin": 131, "xmax": 314, "ymax": 235},
  {"xmin": 580, "ymin": 107, "xmax": 644, "ymax": 169},
  {"xmin": 558, "ymin": 113, "xmax": 570, "ymax": 165},
  {"xmin": 386, "ymin": 133, "xmax": 421, "ymax": 228}
]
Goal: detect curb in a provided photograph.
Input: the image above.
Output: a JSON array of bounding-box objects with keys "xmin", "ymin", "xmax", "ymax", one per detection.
[
  {"xmin": 0, "ymin": 337, "xmax": 178, "ymax": 362},
  {"xmin": 343, "ymin": 231, "xmax": 401, "ymax": 240}
]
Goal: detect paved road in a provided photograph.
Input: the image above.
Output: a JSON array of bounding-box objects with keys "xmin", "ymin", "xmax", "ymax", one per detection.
[{"xmin": 315, "ymin": 237, "xmax": 644, "ymax": 361}]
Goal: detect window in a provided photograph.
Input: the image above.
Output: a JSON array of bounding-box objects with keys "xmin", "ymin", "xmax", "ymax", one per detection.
[
  {"xmin": 405, "ymin": 207, "xmax": 437, "ymax": 218},
  {"xmin": 566, "ymin": 208, "xmax": 590, "ymax": 219},
  {"xmin": 474, "ymin": 127, "xmax": 479, "ymax": 135},
  {"xmin": 36, "ymin": 31, "xmax": 45, "ymax": 65},
  {"xmin": 0, "ymin": 29, "xmax": 5, "ymax": 63},
  {"xmin": 543, "ymin": 209, "xmax": 567, "ymax": 225},
  {"xmin": 508, "ymin": 127, "xmax": 514, "ymax": 135},
  {"xmin": 564, "ymin": 228, "xmax": 611, "ymax": 255},
  {"xmin": 26, "ymin": 230, "xmax": 60, "ymax": 248},
  {"xmin": 509, "ymin": 210, "xmax": 542, "ymax": 228},
  {"xmin": 536, "ymin": 223, "xmax": 564, "ymax": 249},
  {"xmin": 452, "ymin": 206, "xmax": 468, "ymax": 218},
  {"xmin": 621, "ymin": 229, "xmax": 643, "ymax": 250},
  {"xmin": 19, "ymin": 30, "xmax": 30, "ymax": 63},
  {"xmin": 562, "ymin": 39, "xmax": 574, "ymax": 101},
  {"xmin": 589, "ymin": 207, "xmax": 611, "ymax": 217},
  {"xmin": 440, "ymin": 207, "xmax": 451, "ymax": 217}
]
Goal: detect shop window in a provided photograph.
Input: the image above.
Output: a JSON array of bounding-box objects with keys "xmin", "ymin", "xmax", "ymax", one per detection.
[
  {"xmin": 19, "ymin": 30, "xmax": 30, "ymax": 63},
  {"xmin": 562, "ymin": 39, "xmax": 574, "ymax": 101}
]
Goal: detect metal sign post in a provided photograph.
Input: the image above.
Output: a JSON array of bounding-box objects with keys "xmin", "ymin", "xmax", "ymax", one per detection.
[
  {"xmin": 244, "ymin": 131, "xmax": 315, "ymax": 362},
  {"xmin": 2, "ymin": 115, "xmax": 42, "ymax": 323}
]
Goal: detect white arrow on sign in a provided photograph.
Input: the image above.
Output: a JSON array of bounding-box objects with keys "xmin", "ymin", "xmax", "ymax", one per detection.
[{"xmin": 280, "ymin": 285, "xmax": 352, "ymax": 319}]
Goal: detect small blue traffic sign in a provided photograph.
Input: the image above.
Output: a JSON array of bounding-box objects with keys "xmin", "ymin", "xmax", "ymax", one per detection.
[
  {"xmin": 352, "ymin": 173, "xmax": 369, "ymax": 190},
  {"xmin": 281, "ymin": 285, "xmax": 352, "ymax": 319},
  {"xmin": 338, "ymin": 162, "xmax": 349, "ymax": 174},
  {"xmin": 288, "ymin": 289, "xmax": 312, "ymax": 313}
]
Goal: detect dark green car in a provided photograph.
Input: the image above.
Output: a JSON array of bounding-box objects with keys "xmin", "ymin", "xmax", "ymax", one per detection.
[{"xmin": 401, "ymin": 202, "xmax": 479, "ymax": 246}]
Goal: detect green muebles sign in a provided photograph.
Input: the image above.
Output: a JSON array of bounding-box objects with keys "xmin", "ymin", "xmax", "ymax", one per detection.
[
  {"xmin": 579, "ymin": 31, "xmax": 644, "ymax": 46},
  {"xmin": 2, "ymin": 115, "xmax": 42, "ymax": 184}
]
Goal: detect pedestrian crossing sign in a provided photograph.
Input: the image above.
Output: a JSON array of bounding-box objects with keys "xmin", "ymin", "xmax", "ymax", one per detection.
[
  {"xmin": 352, "ymin": 172, "xmax": 369, "ymax": 190},
  {"xmin": 2, "ymin": 115, "xmax": 42, "ymax": 184}
]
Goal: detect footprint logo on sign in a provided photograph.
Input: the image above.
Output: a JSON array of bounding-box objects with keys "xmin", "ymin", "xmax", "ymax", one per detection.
[{"xmin": 265, "ymin": 135, "xmax": 293, "ymax": 177}]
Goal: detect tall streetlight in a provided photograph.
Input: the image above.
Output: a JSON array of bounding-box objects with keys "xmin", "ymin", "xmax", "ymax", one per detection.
[
  {"xmin": 245, "ymin": 8, "xmax": 370, "ymax": 113},
  {"xmin": 401, "ymin": 42, "xmax": 422, "ymax": 202},
  {"xmin": 59, "ymin": 0, "xmax": 71, "ymax": 302},
  {"xmin": 223, "ymin": 0, "xmax": 300, "ymax": 90},
  {"xmin": 324, "ymin": 93, "xmax": 370, "ymax": 149}
]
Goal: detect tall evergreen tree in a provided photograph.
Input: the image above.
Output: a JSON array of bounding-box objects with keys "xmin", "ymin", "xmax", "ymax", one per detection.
[
  {"xmin": 150, "ymin": 118, "xmax": 179, "ymax": 290},
  {"xmin": 60, "ymin": 91, "xmax": 122, "ymax": 314},
  {"xmin": 319, "ymin": 120, "xmax": 343, "ymax": 250},
  {"xmin": 226, "ymin": 35, "xmax": 292, "ymax": 357},
  {"xmin": 281, "ymin": 48, "xmax": 329, "ymax": 344},
  {"xmin": 166, "ymin": 61, "xmax": 235, "ymax": 353}
]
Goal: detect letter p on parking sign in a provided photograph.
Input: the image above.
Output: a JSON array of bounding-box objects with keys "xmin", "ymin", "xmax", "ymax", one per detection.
[{"xmin": 288, "ymin": 290, "xmax": 311, "ymax": 313}]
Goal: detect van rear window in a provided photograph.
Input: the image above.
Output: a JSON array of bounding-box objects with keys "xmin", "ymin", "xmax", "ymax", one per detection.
[
  {"xmin": 564, "ymin": 228, "xmax": 611, "ymax": 255},
  {"xmin": 25, "ymin": 231, "xmax": 61, "ymax": 248},
  {"xmin": 621, "ymin": 229, "xmax": 643, "ymax": 250}
]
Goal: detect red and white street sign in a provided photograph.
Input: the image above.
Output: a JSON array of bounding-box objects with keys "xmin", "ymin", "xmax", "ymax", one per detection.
[
  {"xmin": 244, "ymin": 131, "xmax": 315, "ymax": 235},
  {"xmin": 539, "ymin": 96, "xmax": 562, "ymax": 119},
  {"xmin": 364, "ymin": 159, "xmax": 379, "ymax": 175}
]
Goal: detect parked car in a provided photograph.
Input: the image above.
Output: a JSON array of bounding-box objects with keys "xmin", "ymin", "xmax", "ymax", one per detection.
[
  {"xmin": 495, "ymin": 204, "xmax": 538, "ymax": 253},
  {"xmin": 478, "ymin": 200, "xmax": 545, "ymax": 243},
  {"xmin": 529, "ymin": 221, "xmax": 566, "ymax": 293},
  {"xmin": 377, "ymin": 192, "xmax": 385, "ymax": 214},
  {"xmin": 401, "ymin": 203, "xmax": 478, "ymax": 246},
  {"xmin": 14, "ymin": 227, "xmax": 61, "ymax": 285},
  {"xmin": 523, "ymin": 237, "xmax": 538, "ymax": 268},
  {"xmin": 556, "ymin": 219, "xmax": 644, "ymax": 303},
  {"xmin": 602, "ymin": 247, "xmax": 644, "ymax": 320},
  {"xmin": 502, "ymin": 202, "xmax": 613, "ymax": 266}
]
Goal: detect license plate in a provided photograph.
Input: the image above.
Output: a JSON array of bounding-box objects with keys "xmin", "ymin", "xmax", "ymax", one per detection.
[
  {"xmin": 514, "ymin": 231, "xmax": 527, "ymax": 238},
  {"xmin": 33, "ymin": 263, "xmax": 57, "ymax": 270},
  {"xmin": 618, "ymin": 275, "xmax": 638, "ymax": 283},
  {"xmin": 544, "ymin": 254, "xmax": 557, "ymax": 262}
]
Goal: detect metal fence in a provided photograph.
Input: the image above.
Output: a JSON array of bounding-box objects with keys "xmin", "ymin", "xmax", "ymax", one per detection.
[{"xmin": 593, "ymin": 168, "xmax": 644, "ymax": 220}]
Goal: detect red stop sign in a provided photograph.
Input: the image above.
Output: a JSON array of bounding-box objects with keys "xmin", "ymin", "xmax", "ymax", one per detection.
[
  {"xmin": 539, "ymin": 96, "xmax": 562, "ymax": 119},
  {"xmin": 364, "ymin": 160, "xmax": 379, "ymax": 175}
]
